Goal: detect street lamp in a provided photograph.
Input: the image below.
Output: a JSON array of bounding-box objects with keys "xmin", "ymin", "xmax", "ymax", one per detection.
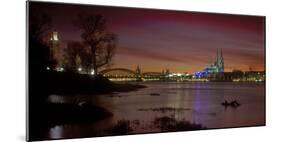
[
  {"xmin": 78, "ymin": 67, "xmax": 82, "ymax": 72},
  {"xmin": 91, "ymin": 70, "xmax": 95, "ymax": 75}
]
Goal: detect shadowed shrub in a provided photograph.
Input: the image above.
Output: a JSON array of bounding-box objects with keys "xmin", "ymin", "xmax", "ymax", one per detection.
[
  {"xmin": 154, "ymin": 116, "xmax": 206, "ymax": 131},
  {"xmin": 137, "ymin": 107, "xmax": 191, "ymax": 113},
  {"xmin": 107, "ymin": 120, "xmax": 133, "ymax": 135}
]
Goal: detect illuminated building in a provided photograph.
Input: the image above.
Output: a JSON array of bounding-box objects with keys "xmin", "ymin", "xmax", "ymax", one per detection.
[
  {"xmin": 193, "ymin": 49, "xmax": 224, "ymax": 77},
  {"xmin": 49, "ymin": 31, "xmax": 63, "ymax": 70},
  {"xmin": 204, "ymin": 48, "xmax": 224, "ymax": 73}
]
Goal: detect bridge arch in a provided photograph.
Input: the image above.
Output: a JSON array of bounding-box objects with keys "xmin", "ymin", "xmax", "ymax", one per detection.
[{"xmin": 99, "ymin": 68, "xmax": 137, "ymax": 75}]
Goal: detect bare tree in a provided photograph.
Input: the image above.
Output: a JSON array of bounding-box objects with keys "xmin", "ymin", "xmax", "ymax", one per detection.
[
  {"xmin": 64, "ymin": 41, "xmax": 84, "ymax": 71},
  {"xmin": 29, "ymin": 10, "xmax": 51, "ymax": 41},
  {"xmin": 79, "ymin": 46, "xmax": 92, "ymax": 73},
  {"xmin": 74, "ymin": 13, "xmax": 117, "ymax": 75},
  {"xmin": 64, "ymin": 41, "xmax": 95, "ymax": 73},
  {"xmin": 29, "ymin": 10, "xmax": 53, "ymax": 70}
]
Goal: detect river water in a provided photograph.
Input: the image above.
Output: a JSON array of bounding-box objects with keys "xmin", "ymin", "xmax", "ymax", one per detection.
[{"xmin": 47, "ymin": 82, "xmax": 265, "ymax": 139}]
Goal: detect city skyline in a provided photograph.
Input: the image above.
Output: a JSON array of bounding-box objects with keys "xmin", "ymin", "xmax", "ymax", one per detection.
[{"xmin": 30, "ymin": 2, "xmax": 265, "ymax": 73}]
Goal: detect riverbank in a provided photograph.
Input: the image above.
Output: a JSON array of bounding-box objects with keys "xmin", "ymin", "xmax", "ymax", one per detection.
[
  {"xmin": 28, "ymin": 70, "xmax": 147, "ymax": 141},
  {"xmin": 44, "ymin": 71, "xmax": 146, "ymax": 95}
]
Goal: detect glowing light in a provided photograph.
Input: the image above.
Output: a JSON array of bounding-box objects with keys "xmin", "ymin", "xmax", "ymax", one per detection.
[
  {"xmin": 51, "ymin": 32, "xmax": 59, "ymax": 41},
  {"xmin": 56, "ymin": 67, "xmax": 64, "ymax": 72},
  {"xmin": 46, "ymin": 66, "xmax": 50, "ymax": 70},
  {"xmin": 78, "ymin": 67, "xmax": 82, "ymax": 72},
  {"xmin": 232, "ymin": 79, "xmax": 240, "ymax": 82},
  {"xmin": 193, "ymin": 70, "xmax": 209, "ymax": 77},
  {"xmin": 91, "ymin": 70, "xmax": 95, "ymax": 75},
  {"xmin": 176, "ymin": 73, "xmax": 182, "ymax": 76}
]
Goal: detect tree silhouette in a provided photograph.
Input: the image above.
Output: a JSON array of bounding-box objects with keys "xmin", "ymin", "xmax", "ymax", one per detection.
[
  {"xmin": 64, "ymin": 41, "xmax": 84, "ymax": 71},
  {"xmin": 29, "ymin": 10, "xmax": 51, "ymax": 41},
  {"xmin": 29, "ymin": 10, "xmax": 52, "ymax": 71},
  {"xmin": 64, "ymin": 41, "xmax": 94, "ymax": 73},
  {"xmin": 74, "ymin": 13, "xmax": 117, "ymax": 75}
]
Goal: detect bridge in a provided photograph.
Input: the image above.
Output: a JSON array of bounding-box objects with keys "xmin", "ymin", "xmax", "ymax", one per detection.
[
  {"xmin": 100, "ymin": 68, "xmax": 137, "ymax": 75},
  {"xmin": 99, "ymin": 67, "xmax": 169, "ymax": 81}
]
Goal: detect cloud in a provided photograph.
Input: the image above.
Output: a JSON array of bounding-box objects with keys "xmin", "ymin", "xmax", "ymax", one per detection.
[{"xmin": 116, "ymin": 46, "xmax": 186, "ymax": 63}]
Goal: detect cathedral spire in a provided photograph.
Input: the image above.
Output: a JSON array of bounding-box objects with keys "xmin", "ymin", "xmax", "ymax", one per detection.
[
  {"xmin": 215, "ymin": 48, "xmax": 219, "ymax": 65},
  {"xmin": 219, "ymin": 48, "xmax": 224, "ymax": 72},
  {"xmin": 216, "ymin": 48, "xmax": 219, "ymax": 59},
  {"xmin": 220, "ymin": 48, "xmax": 223, "ymax": 59}
]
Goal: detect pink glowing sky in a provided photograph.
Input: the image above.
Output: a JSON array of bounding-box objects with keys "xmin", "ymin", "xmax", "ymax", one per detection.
[{"xmin": 30, "ymin": 2, "xmax": 265, "ymax": 73}]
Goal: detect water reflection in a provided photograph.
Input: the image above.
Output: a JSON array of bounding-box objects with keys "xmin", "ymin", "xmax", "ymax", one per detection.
[
  {"xmin": 49, "ymin": 126, "xmax": 63, "ymax": 139},
  {"xmin": 47, "ymin": 82, "xmax": 265, "ymax": 139}
]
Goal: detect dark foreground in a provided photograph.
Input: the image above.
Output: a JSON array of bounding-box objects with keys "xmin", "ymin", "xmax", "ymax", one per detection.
[
  {"xmin": 28, "ymin": 71, "xmax": 146, "ymax": 141},
  {"xmin": 28, "ymin": 71, "xmax": 264, "ymax": 141}
]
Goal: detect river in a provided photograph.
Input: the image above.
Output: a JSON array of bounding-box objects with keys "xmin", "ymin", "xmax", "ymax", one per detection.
[{"xmin": 47, "ymin": 82, "xmax": 265, "ymax": 139}]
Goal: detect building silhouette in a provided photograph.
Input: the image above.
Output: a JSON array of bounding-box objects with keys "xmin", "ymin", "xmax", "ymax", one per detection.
[
  {"xmin": 204, "ymin": 48, "xmax": 224, "ymax": 73},
  {"xmin": 49, "ymin": 31, "xmax": 63, "ymax": 70}
]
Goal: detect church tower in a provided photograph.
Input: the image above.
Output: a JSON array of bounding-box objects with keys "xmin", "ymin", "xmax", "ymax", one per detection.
[
  {"xmin": 135, "ymin": 65, "xmax": 142, "ymax": 81},
  {"xmin": 136, "ymin": 65, "xmax": 142, "ymax": 76},
  {"xmin": 217, "ymin": 48, "xmax": 224, "ymax": 72},
  {"xmin": 203, "ymin": 48, "xmax": 225, "ymax": 73},
  {"xmin": 49, "ymin": 31, "xmax": 62, "ymax": 69}
]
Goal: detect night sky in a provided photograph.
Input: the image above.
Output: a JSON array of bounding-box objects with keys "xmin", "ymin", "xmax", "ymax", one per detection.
[{"xmin": 30, "ymin": 2, "xmax": 265, "ymax": 73}]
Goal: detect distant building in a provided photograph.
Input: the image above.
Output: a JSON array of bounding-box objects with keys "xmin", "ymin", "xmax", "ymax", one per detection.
[
  {"xmin": 135, "ymin": 65, "xmax": 141, "ymax": 76},
  {"xmin": 204, "ymin": 48, "xmax": 224, "ymax": 73},
  {"xmin": 49, "ymin": 31, "xmax": 63, "ymax": 70},
  {"xmin": 193, "ymin": 48, "xmax": 224, "ymax": 77},
  {"xmin": 50, "ymin": 31, "xmax": 60, "ymax": 60}
]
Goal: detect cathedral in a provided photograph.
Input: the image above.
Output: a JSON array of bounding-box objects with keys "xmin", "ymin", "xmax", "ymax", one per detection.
[{"xmin": 204, "ymin": 48, "xmax": 224, "ymax": 73}]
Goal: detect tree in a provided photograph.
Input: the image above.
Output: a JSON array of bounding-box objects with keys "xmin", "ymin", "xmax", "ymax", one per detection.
[
  {"xmin": 79, "ymin": 46, "xmax": 92, "ymax": 73},
  {"xmin": 64, "ymin": 41, "xmax": 95, "ymax": 73},
  {"xmin": 29, "ymin": 9, "xmax": 51, "ymax": 41},
  {"xmin": 29, "ymin": 9, "xmax": 52, "ymax": 71},
  {"xmin": 74, "ymin": 13, "xmax": 117, "ymax": 75},
  {"xmin": 75, "ymin": 55, "xmax": 82, "ymax": 69},
  {"xmin": 64, "ymin": 41, "xmax": 85, "ymax": 71}
]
